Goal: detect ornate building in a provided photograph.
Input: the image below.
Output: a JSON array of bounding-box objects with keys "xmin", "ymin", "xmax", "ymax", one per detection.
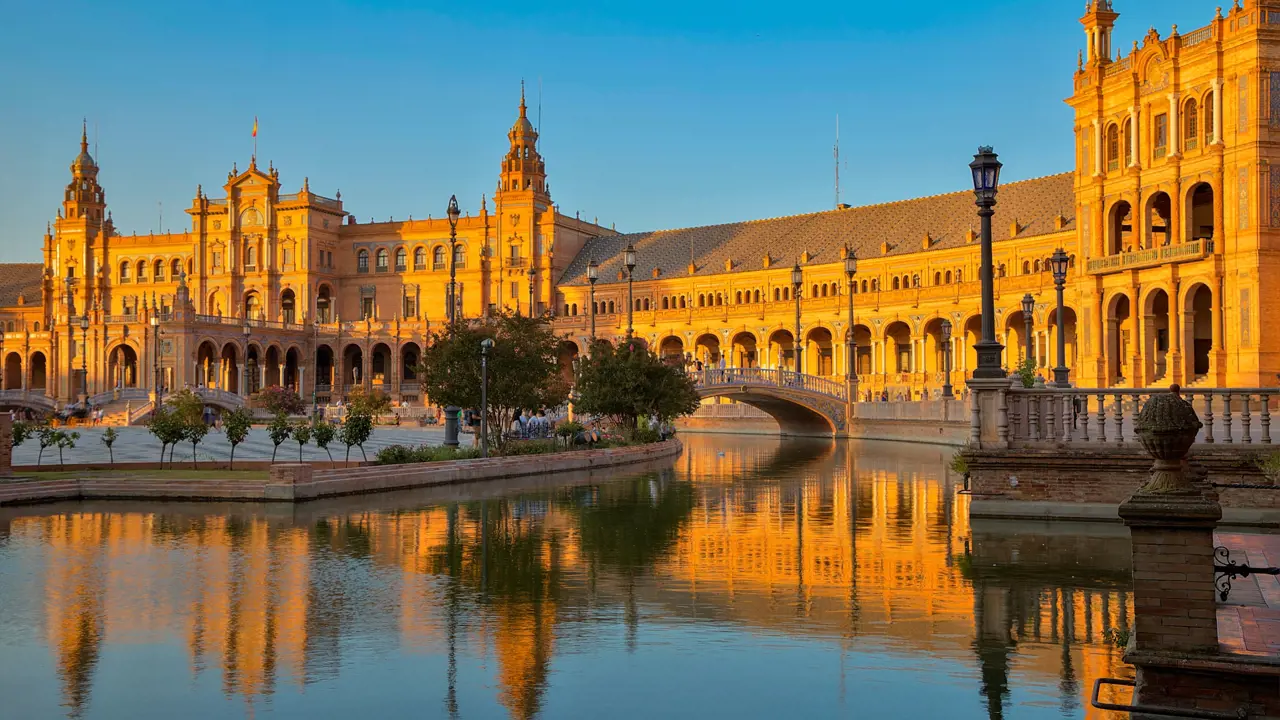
[{"xmin": 0, "ymin": 0, "xmax": 1271, "ymax": 414}]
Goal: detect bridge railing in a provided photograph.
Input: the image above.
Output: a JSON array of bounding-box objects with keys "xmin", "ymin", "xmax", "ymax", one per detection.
[
  {"xmin": 1002, "ymin": 386, "xmax": 1280, "ymax": 448},
  {"xmin": 852, "ymin": 398, "xmax": 970, "ymax": 423},
  {"xmin": 0, "ymin": 390, "xmax": 55, "ymax": 410},
  {"xmin": 691, "ymin": 368, "xmax": 849, "ymax": 402},
  {"xmin": 195, "ymin": 387, "xmax": 245, "ymax": 408}
]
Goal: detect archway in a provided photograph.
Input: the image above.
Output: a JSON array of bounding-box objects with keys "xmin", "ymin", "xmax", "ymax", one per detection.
[
  {"xmin": 557, "ymin": 340, "xmax": 579, "ymax": 386},
  {"xmin": 196, "ymin": 341, "xmax": 218, "ymax": 388},
  {"xmin": 1186, "ymin": 183, "xmax": 1215, "ymax": 241},
  {"xmin": 281, "ymin": 289, "xmax": 297, "ymax": 324},
  {"xmin": 1145, "ymin": 191, "xmax": 1172, "ymax": 248},
  {"xmin": 244, "ymin": 291, "xmax": 261, "ymax": 321},
  {"xmin": 731, "ymin": 331, "xmax": 757, "ymax": 368},
  {"xmin": 658, "ymin": 336, "xmax": 685, "ymax": 365},
  {"xmin": 316, "ymin": 344, "xmax": 335, "ymax": 390},
  {"xmin": 1143, "ymin": 289, "xmax": 1170, "ymax": 384},
  {"xmin": 1106, "ymin": 293, "xmax": 1133, "ymax": 386},
  {"xmin": 371, "ymin": 343, "xmax": 392, "ymax": 387},
  {"xmin": 697, "ymin": 388, "xmax": 836, "ymax": 437},
  {"xmin": 805, "ymin": 327, "xmax": 833, "ymax": 376},
  {"xmin": 852, "ymin": 324, "xmax": 872, "ymax": 378},
  {"xmin": 316, "ymin": 285, "xmax": 333, "ymax": 323},
  {"xmin": 284, "ymin": 347, "xmax": 300, "ymax": 392},
  {"xmin": 107, "ymin": 345, "xmax": 138, "ymax": 388},
  {"xmin": 208, "ymin": 290, "xmax": 225, "ymax": 317},
  {"xmin": 3, "ymin": 352, "xmax": 20, "ymax": 389},
  {"xmin": 29, "ymin": 352, "xmax": 46, "ymax": 391},
  {"xmin": 1005, "ymin": 308, "xmax": 1032, "ymax": 366},
  {"xmin": 768, "ymin": 329, "xmax": 794, "ymax": 371},
  {"xmin": 1108, "ymin": 200, "xmax": 1134, "ymax": 255},
  {"xmin": 884, "ymin": 321, "xmax": 912, "ymax": 375},
  {"xmin": 265, "ymin": 345, "xmax": 282, "ymax": 388},
  {"xmin": 401, "ymin": 342, "xmax": 421, "ymax": 385},
  {"xmin": 963, "ymin": 315, "xmax": 983, "ymax": 377},
  {"xmin": 219, "ymin": 343, "xmax": 240, "ymax": 394},
  {"xmin": 1185, "ymin": 284, "xmax": 1213, "ymax": 380},
  {"xmin": 343, "ymin": 343, "xmax": 364, "ymax": 388},
  {"xmin": 694, "ymin": 333, "xmax": 721, "ymax": 367},
  {"xmin": 1045, "ymin": 307, "xmax": 1079, "ymax": 382},
  {"xmin": 245, "ymin": 345, "xmax": 263, "ymax": 395}
]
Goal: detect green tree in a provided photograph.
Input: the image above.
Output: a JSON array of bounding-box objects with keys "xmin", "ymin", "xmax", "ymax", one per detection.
[
  {"xmin": 267, "ymin": 412, "xmax": 292, "ymax": 463},
  {"xmin": 54, "ymin": 430, "xmax": 80, "ymax": 469},
  {"xmin": 347, "ymin": 386, "xmax": 392, "ymax": 416},
  {"xmin": 222, "ymin": 407, "xmax": 253, "ymax": 470},
  {"xmin": 312, "ymin": 417, "xmax": 336, "ymax": 467},
  {"xmin": 339, "ymin": 409, "xmax": 374, "ymax": 463},
  {"xmin": 11, "ymin": 420, "xmax": 33, "ymax": 451},
  {"xmin": 574, "ymin": 340, "xmax": 700, "ymax": 434},
  {"xmin": 291, "ymin": 419, "xmax": 312, "ymax": 462},
  {"xmin": 417, "ymin": 312, "xmax": 570, "ymax": 450},
  {"xmin": 181, "ymin": 421, "xmax": 208, "ymax": 469},
  {"xmin": 251, "ymin": 385, "xmax": 306, "ymax": 415},
  {"xmin": 147, "ymin": 408, "xmax": 186, "ymax": 468},
  {"xmin": 100, "ymin": 427, "xmax": 118, "ymax": 465},
  {"xmin": 35, "ymin": 422, "xmax": 56, "ymax": 467},
  {"xmin": 166, "ymin": 388, "xmax": 205, "ymax": 426}
]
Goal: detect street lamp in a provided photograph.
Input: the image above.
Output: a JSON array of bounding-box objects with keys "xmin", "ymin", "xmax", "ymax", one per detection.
[
  {"xmin": 312, "ymin": 322, "xmax": 321, "ymax": 415},
  {"xmin": 1050, "ymin": 248, "xmax": 1071, "ymax": 387},
  {"xmin": 79, "ymin": 314, "xmax": 89, "ymax": 402},
  {"xmin": 527, "ymin": 265, "xmax": 536, "ymax": 317},
  {"xmin": 623, "ymin": 242, "xmax": 637, "ymax": 337},
  {"xmin": 480, "ymin": 338, "xmax": 494, "ymax": 458},
  {"xmin": 150, "ymin": 315, "xmax": 164, "ymax": 407},
  {"xmin": 940, "ymin": 319, "xmax": 954, "ymax": 399},
  {"xmin": 969, "ymin": 146, "xmax": 1005, "ymax": 378},
  {"xmin": 586, "ymin": 257, "xmax": 599, "ymax": 343},
  {"xmin": 791, "ymin": 262, "xmax": 803, "ymax": 375},
  {"xmin": 1021, "ymin": 293, "xmax": 1035, "ymax": 366},
  {"xmin": 447, "ymin": 194, "xmax": 460, "ymax": 324},
  {"xmin": 844, "ymin": 247, "xmax": 858, "ymax": 390},
  {"xmin": 241, "ymin": 320, "xmax": 251, "ymax": 396}
]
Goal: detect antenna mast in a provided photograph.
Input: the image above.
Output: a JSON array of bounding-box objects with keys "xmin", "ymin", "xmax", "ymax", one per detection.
[{"xmin": 834, "ymin": 114, "xmax": 840, "ymax": 209}]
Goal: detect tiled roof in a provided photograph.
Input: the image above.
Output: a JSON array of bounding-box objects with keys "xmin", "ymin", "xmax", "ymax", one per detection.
[
  {"xmin": 0, "ymin": 263, "xmax": 43, "ymax": 307},
  {"xmin": 559, "ymin": 172, "xmax": 1074, "ymax": 286}
]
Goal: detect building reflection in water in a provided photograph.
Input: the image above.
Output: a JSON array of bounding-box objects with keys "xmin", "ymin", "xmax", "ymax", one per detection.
[{"xmin": 1, "ymin": 434, "xmax": 1133, "ymax": 719}]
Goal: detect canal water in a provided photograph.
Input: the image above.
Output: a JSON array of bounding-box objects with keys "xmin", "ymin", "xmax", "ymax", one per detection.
[{"xmin": 0, "ymin": 435, "xmax": 1134, "ymax": 719}]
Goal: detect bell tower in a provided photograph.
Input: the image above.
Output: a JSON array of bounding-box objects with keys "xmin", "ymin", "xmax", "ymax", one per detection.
[
  {"xmin": 1081, "ymin": 0, "xmax": 1119, "ymax": 65},
  {"xmin": 53, "ymin": 121, "xmax": 108, "ymax": 322},
  {"xmin": 497, "ymin": 83, "xmax": 550, "ymax": 203},
  {"xmin": 62, "ymin": 121, "xmax": 106, "ymax": 226},
  {"xmin": 494, "ymin": 84, "xmax": 553, "ymax": 314}
]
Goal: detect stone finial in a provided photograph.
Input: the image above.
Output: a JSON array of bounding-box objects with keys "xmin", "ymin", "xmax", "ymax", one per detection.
[{"xmin": 1133, "ymin": 388, "xmax": 1203, "ymax": 493}]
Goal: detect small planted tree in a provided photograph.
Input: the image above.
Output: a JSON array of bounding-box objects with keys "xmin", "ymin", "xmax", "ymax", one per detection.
[
  {"xmin": 182, "ymin": 421, "xmax": 208, "ymax": 469},
  {"xmin": 35, "ymin": 422, "xmax": 56, "ymax": 467},
  {"xmin": 222, "ymin": 407, "xmax": 253, "ymax": 470},
  {"xmin": 100, "ymin": 427, "xmax": 118, "ymax": 465},
  {"xmin": 347, "ymin": 386, "xmax": 392, "ymax": 417},
  {"xmin": 11, "ymin": 420, "xmax": 33, "ymax": 452},
  {"xmin": 147, "ymin": 408, "xmax": 185, "ymax": 467},
  {"xmin": 312, "ymin": 418, "xmax": 336, "ymax": 467},
  {"xmin": 251, "ymin": 385, "xmax": 306, "ymax": 416},
  {"xmin": 267, "ymin": 412, "xmax": 291, "ymax": 463},
  {"xmin": 339, "ymin": 409, "xmax": 374, "ymax": 463},
  {"xmin": 54, "ymin": 430, "xmax": 80, "ymax": 469},
  {"xmin": 291, "ymin": 420, "xmax": 312, "ymax": 462}
]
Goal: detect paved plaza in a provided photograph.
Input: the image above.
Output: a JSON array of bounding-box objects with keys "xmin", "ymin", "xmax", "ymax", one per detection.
[{"xmin": 10, "ymin": 424, "xmax": 450, "ymax": 466}]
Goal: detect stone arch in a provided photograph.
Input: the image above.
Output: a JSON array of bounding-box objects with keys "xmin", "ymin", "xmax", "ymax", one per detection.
[
  {"xmin": 804, "ymin": 326, "xmax": 834, "ymax": 376},
  {"xmin": 731, "ymin": 331, "xmax": 758, "ymax": 368},
  {"xmin": 768, "ymin": 328, "xmax": 795, "ymax": 370},
  {"xmin": 658, "ymin": 335, "xmax": 685, "ymax": 364},
  {"xmin": 1144, "ymin": 190, "xmax": 1173, "ymax": 248},
  {"xmin": 695, "ymin": 386, "xmax": 837, "ymax": 437},
  {"xmin": 1105, "ymin": 291, "xmax": 1134, "ymax": 386},
  {"xmin": 219, "ymin": 342, "xmax": 241, "ymax": 394},
  {"xmin": 3, "ymin": 351, "xmax": 21, "ymax": 389},
  {"xmin": 106, "ymin": 343, "xmax": 139, "ymax": 389},
  {"xmin": 370, "ymin": 342, "xmax": 392, "ymax": 386},
  {"xmin": 883, "ymin": 321, "xmax": 912, "ymax": 374},
  {"xmin": 342, "ymin": 343, "xmax": 364, "ymax": 387},
  {"xmin": 1107, "ymin": 199, "xmax": 1134, "ymax": 254},
  {"xmin": 1185, "ymin": 182, "xmax": 1215, "ymax": 242},
  {"xmin": 28, "ymin": 351, "xmax": 47, "ymax": 391},
  {"xmin": 280, "ymin": 288, "xmax": 297, "ymax": 324},
  {"xmin": 243, "ymin": 290, "xmax": 262, "ymax": 320},
  {"xmin": 1183, "ymin": 282, "xmax": 1214, "ymax": 380},
  {"xmin": 694, "ymin": 333, "xmax": 721, "ymax": 366},
  {"xmin": 315, "ymin": 343, "xmax": 336, "ymax": 390}
]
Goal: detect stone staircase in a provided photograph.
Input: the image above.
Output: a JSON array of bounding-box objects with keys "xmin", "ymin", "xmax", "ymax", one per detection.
[{"xmin": 1183, "ymin": 373, "xmax": 1211, "ymax": 388}]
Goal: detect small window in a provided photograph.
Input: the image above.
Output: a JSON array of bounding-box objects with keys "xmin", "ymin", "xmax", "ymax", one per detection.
[
  {"xmin": 361, "ymin": 297, "xmax": 374, "ymax": 319},
  {"xmin": 376, "ymin": 248, "xmax": 389, "ymax": 271},
  {"xmin": 510, "ymin": 281, "xmax": 518, "ymax": 299},
  {"xmin": 679, "ymin": 297, "xmax": 686, "ymax": 309},
  {"xmin": 358, "ymin": 249, "xmax": 369, "ymax": 272},
  {"xmin": 453, "ymin": 245, "xmax": 466, "ymax": 269},
  {"xmin": 414, "ymin": 247, "xmax": 426, "ymax": 270},
  {"xmin": 154, "ymin": 260, "xmax": 164, "ymax": 281},
  {"xmin": 433, "ymin": 246, "xmax": 446, "ymax": 270},
  {"xmin": 119, "ymin": 263, "xmax": 131, "ymax": 282},
  {"xmin": 136, "ymin": 261, "xmax": 147, "ymax": 282},
  {"xmin": 1107, "ymin": 124, "xmax": 1120, "ymax": 171},
  {"xmin": 394, "ymin": 248, "xmax": 406, "ymax": 271},
  {"xmin": 1153, "ymin": 113, "xmax": 1168, "ymax": 159}
]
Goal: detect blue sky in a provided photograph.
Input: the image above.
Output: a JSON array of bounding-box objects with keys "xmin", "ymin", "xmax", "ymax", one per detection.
[{"xmin": 0, "ymin": 0, "xmax": 1221, "ymax": 262}]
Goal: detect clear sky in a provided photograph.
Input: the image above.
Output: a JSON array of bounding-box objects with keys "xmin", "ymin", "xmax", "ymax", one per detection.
[{"xmin": 0, "ymin": 0, "xmax": 1222, "ymax": 262}]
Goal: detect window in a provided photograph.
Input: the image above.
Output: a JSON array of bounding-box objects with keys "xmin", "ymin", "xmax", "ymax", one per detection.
[
  {"xmin": 1022, "ymin": 261, "xmax": 1031, "ymax": 274},
  {"xmin": 361, "ymin": 297, "xmax": 374, "ymax": 319},
  {"xmin": 433, "ymin": 246, "xmax": 446, "ymax": 270},
  {"xmin": 246, "ymin": 244, "xmax": 258, "ymax": 271},
  {"xmin": 395, "ymin": 248, "xmax": 406, "ymax": 271},
  {"xmin": 511, "ymin": 282, "xmax": 519, "ymax": 299},
  {"xmin": 357, "ymin": 249, "xmax": 369, "ymax": 272},
  {"xmin": 1205, "ymin": 93, "xmax": 1215, "ymax": 144},
  {"xmin": 934, "ymin": 272, "xmax": 942, "ymax": 285},
  {"xmin": 679, "ymin": 297, "xmax": 686, "ymax": 309},
  {"xmin": 608, "ymin": 300, "xmax": 615, "ymax": 314},
  {"xmin": 414, "ymin": 247, "xmax": 425, "ymax": 270},
  {"xmin": 1154, "ymin": 113, "xmax": 1168, "ymax": 159},
  {"xmin": 945, "ymin": 270, "xmax": 952, "ymax": 284},
  {"xmin": 643, "ymin": 298, "xmax": 651, "ymax": 310},
  {"xmin": 119, "ymin": 262, "xmax": 131, "ymax": 282},
  {"xmin": 137, "ymin": 261, "xmax": 147, "ymax": 282},
  {"xmin": 1185, "ymin": 99, "xmax": 1199, "ymax": 150},
  {"xmin": 892, "ymin": 277, "xmax": 900, "ymax": 290},
  {"xmin": 212, "ymin": 252, "xmax": 223, "ymax": 273},
  {"xmin": 403, "ymin": 292, "xmax": 417, "ymax": 318},
  {"xmin": 1123, "ymin": 119, "xmax": 1133, "ymax": 167},
  {"xmin": 753, "ymin": 290, "xmax": 760, "ymax": 302},
  {"xmin": 376, "ymin": 248, "xmax": 389, "ymax": 271},
  {"xmin": 571, "ymin": 303, "xmax": 578, "ymax": 315},
  {"xmin": 154, "ymin": 260, "xmax": 164, "ymax": 281},
  {"xmin": 453, "ymin": 245, "xmax": 466, "ymax": 269},
  {"xmin": 662, "ymin": 297, "xmax": 670, "ymax": 309},
  {"xmin": 1107, "ymin": 124, "xmax": 1120, "ymax": 171}
]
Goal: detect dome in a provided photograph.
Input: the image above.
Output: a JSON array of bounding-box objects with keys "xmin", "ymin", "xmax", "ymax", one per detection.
[
  {"xmin": 511, "ymin": 115, "xmax": 535, "ymax": 135},
  {"xmin": 71, "ymin": 149, "xmax": 96, "ymax": 173}
]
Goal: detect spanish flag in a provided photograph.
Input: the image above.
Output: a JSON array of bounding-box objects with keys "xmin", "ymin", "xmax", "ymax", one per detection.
[{"xmin": 252, "ymin": 117, "xmax": 258, "ymax": 138}]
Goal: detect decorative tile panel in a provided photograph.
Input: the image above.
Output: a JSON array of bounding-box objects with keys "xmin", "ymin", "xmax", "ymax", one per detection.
[{"xmin": 1240, "ymin": 167, "xmax": 1250, "ymax": 230}]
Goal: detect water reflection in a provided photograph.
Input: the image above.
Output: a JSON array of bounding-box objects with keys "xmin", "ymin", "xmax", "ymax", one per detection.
[{"xmin": 0, "ymin": 435, "xmax": 1133, "ymax": 719}]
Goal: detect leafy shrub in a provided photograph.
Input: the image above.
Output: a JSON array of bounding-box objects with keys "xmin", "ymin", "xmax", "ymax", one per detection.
[
  {"xmin": 312, "ymin": 419, "xmax": 337, "ymax": 467},
  {"xmin": 374, "ymin": 444, "xmax": 481, "ymax": 465},
  {"xmin": 222, "ymin": 408, "xmax": 253, "ymax": 469},
  {"xmin": 100, "ymin": 427, "xmax": 118, "ymax": 465},
  {"xmin": 267, "ymin": 412, "xmax": 292, "ymax": 462},
  {"xmin": 252, "ymin": 386, "xmax": 306, "ymax": 416},
  {"xmin": 339, "ymin": 410, "xmax": 374, "ymax": 462},
  {"xmin": 1016, "ymin": 357, "xmax": 1038, "ymax": 388},
  {"xmin": 499, "ymin": 439, "xmax": 561, "ymax": 456}
]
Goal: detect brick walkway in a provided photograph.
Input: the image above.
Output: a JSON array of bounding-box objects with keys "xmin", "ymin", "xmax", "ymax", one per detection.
[{"xmin": 1214, "ymin": 531, "xmax": 1280, "ymax": 657}]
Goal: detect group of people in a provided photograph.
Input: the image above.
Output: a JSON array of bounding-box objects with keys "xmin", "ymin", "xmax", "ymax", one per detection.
[{"xmin": 507, "ymin": 408, "xmax": 558, "ymax": 439}]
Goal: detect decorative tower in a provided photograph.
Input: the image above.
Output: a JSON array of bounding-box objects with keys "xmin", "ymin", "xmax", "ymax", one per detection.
[
  {"xmin": 494, "ymin": 84, "xmax": 553, "ymax": 315},
  {"xmin": 1081, "ymin": 0, "xmax": 1119, "ymax": 66},
  {"xmin": 498, "ymin": 83, "xmax": 550, "ymax": 202}
]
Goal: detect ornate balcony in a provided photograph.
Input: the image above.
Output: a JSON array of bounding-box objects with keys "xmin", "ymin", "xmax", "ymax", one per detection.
[{"xmin": 1085, "ymin": 239, "xmax": 1210, "ymax": 275}]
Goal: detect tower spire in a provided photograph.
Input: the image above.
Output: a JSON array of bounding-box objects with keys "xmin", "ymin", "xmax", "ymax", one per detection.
[
  {"xmin": 520, "ymin": 79, "xmax": 527, "ymax": 117},
  {"xmin": 80, "ymin": 118, "xmax": 88, "ymax": 153}
]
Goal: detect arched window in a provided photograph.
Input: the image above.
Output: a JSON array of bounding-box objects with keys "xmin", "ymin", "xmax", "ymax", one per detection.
[
  {"xmin": 871, "ymin": 279, "xmax": 879, "ymax": 291},
  {"xmin": 945, "ymin": 270, "xmax": 952, "ymax": 284},
  {"xmin": 564, "ymin": 303, "xmax": 570, "ymax": 315},
  {"xmin": 433, "ymin": 246, "xmax": 445, "ymax": 269},
  {"xmin": 892, "ymin": 277, "xmax": 900, "ymax": 290},
  {"xmin": 998, "ymin": 264, "xmax": 1007, "ymax": 278},
  {"xmin": 1022, "ymin": 260, "xmax": 1031, "ymax": 274},
  {"xmin": 774, "ymin": 288, "xmax": 781, "ymax": 301},
  {"xmin": 1106, "ymin": 124, "xmax": 1120, "ymax": 171},
  {"xmin": 956, "ymin": 269, "xmax": 963, "ymax": 282},
  {"xmin": 860, "ymin": 279, "xmax": 867, "ymax": 293},
  {"xmin": 33, "ymin": 322, "xmax": 39, "ymax": 332},
  {"xmin": 375, "ymin": 248, "xmax": 389, "ymax": 271},
  {"xmin": 136, "ymin": 261, "xmax": 147, "ymax": 282},
  {"xmin": 735, "ymin": 291, "xmax": 742, "ymax": 304},
  {"xmin": 120, "ymin": 262, "xmax": 131, "ymax": 282},
  {"xmin": 246, "ymin": 244, "xmax": 258, "ymax": 269},
  {"xmin": 783, "ymin": 287, "xmax": 790, "ymax": 301},
  {"xmin": 811, "ymin": 283, "xmax": 819, "ymax": 298},
  {"xmin": 394, "ymin": 248, "xmax": 407, "ymax": 271},
  {"xmin": 608, "ymin": 300, "xmax": 615, "ymax": 314},
  {"xmin": 912, "ymin": 274, "xmax": 920, "ymax": 288},
  {"xmin": 154, "ymin": 259, "xmax": 164, "ymax": 281},
  {"xmin": 679, "ymin": 296, "xmax": 687, "ymax": 309},
  {"xmin": 414, "ymin": 247, "xmax": 426, "ymax": 270},
  {"xmin": 662, "ymin": 297, "xmax": 669, "ymax": 310},
  {"xmin": 643, "ymin": 298, "xmax": 651, "ymax": 311},
  {"xmin": 1184, "ymin": 99, "xmax": 1199, "ymax": 150},
  {"xmin": 357, "ymin": 249, "xmax": 369, "ymax": 272},
  {"xmin": 831, "ymin": 283, "xmax": 839, "ymax": 296},
  {"xmin": 934, "ymin": 272, "xmax": 942, "ymax": 285},
  {"xmin": 753, "ymin": 289, "xmax": 761, "ymax": 303},
  {"xmin": 572, "ymin": 303, "xmax": 578, "ymax": 316},
  {"xmin": 717, "ymin": 294, "xmax": 724, "ymax": 306},
  {"xmin": 1122, "ymin": 118, "xmax": 1133, "ymax": 167},
  {"xmin": 453, "ymin": 245, "xmax": 466, "ymax": 269},
  {"xmin": 1204, "ymin": 92, "xmax": 1215, "ymax": 144},
  {"xmin": 698, "ymin": 294, "xmax": 705, "ymax": 307}
]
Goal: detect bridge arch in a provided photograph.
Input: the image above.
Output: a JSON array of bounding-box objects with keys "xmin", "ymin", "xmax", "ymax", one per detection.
[
  {"xmin": 696, "ymin": 387, "xmax": 837, "ymax": 437},
  {"xmin": 692, "ymin": 368, "xmax": 847, "ymax": 437}
]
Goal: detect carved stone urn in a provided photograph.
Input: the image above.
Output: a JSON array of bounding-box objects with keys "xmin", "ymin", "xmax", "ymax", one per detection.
[{"xmin": 1133, "ymin": 391, "xmax": 1203, "ymax": 494}]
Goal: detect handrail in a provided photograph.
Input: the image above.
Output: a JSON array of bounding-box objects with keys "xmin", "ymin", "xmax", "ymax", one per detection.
[{"xmin": 691, "ymin": 367, "xmax": 849, "ymax": 402}]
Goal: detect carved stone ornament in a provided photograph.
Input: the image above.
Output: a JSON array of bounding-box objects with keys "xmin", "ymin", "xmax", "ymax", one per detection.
[{"xmin": 1133, "ymin": 391, "xmax": 1203, "ymax": 494}]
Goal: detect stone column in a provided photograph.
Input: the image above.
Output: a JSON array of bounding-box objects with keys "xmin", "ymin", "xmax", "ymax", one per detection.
[
  {"xmin": 1211, "ymin": 77, "xmax": 1224, "ymax": 145},
  {"xmin": 1170, "ymin": 285, "xmax": 1184, "ymax": 385},
  {"xmin": 1168, "ymin": 92, "xmax": 1180, "ymax": 157},
  {"xmin": 1129, "ymin": 105, "xmax": 1141, "ymax": 168},
  {"xmin": 1093, "ymin": 118, "xmax": 1104, "ymax": 176}
]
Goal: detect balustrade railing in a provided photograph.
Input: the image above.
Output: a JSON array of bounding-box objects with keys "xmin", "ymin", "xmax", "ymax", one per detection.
[
  {"xmin": 691, "ymin": 367, "xmax": 849, "ymax": 402},
  {"xmin": 1003, "ymin": 386, "xmax": 1280, "ymax": 448},
  {"xmin": 1182, "ymin": 24, "xmax": 1214, "ymax": 47}
]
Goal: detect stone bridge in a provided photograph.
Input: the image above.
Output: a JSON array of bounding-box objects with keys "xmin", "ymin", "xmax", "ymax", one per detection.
[
  {"xmin": 0, "ymin": 390, "xmax": 56, "ymax": 414},
  {"xmin": 691, "ymin": 368, "xmax": 850, "ymax": 436}
]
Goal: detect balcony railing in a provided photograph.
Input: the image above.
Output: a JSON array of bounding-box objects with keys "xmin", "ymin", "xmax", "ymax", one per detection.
[{"xmin": 1086, "ymin": 239, "xmax": 1209, "ymax": 275}]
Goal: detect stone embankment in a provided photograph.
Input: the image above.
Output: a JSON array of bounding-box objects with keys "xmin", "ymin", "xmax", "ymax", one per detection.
[{"xmin": 0, "ymin": 439, "xmax": 683, "ymax": 507}]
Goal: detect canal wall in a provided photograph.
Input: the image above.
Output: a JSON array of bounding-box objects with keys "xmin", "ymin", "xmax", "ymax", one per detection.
[
  {"xmin": 967, "ymin": 446, "xmax": 1280, "ymax": 526},
  {"xmin": 0, "ymin": 439, "xmax": 684, "ymax": 506}
]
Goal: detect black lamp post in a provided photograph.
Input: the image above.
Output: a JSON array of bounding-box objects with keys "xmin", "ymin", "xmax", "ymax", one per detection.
[
  {"xmin": 150, "ymin": 315, "xmax": 163, "ymax": 406},
  {"xmin": 312, "ymin": 322, "xmax": 320, "ymax": 415},
  {"xmin": 1021, "ymin": 293, "xmax": 1035, "ymax": 366},
  {"xmin": 79, "ymin": 314, "xmax": 89, "ymax": 402},
  {"xmin": 586, "ymin": 257, "xmax": 599, "ymax": 343},
  {"xmin": 940, "ymin": 319, "xmax": 954, "ymax": 399},
  {"xmin": 365, "ymin": 317, "xmax": 372, "ymax": 391},
  {"xmin": 242, "ymin": 320, "xmax": 251, "ymax": 396},
  {"xmin": 480, "ymin": 338, "xmax": 493, "ymax": 458},
  {"xmin": 844, "ymin": 247, "xmax": 858, "ymax": 388},
  {"xmin": 447, "ymin": 194, "xmax": 460, "ymax": 324},
  {"xmin": 1050, "ymin": 248, "xmax": 1071, "ymax": 387},
  {"xmin": 624, "ymin": 242, "xmax": 637, "ymax": 337},
  {"xmin": 791, "ymin": 262, "xmax": 803, "ymax": 374},
  {"xmin": 969, "ymin": 146, "xmax": 1005, "ymax": 378},
  {"xmin": 64, "ymin": 276, "xmax": 73, "ymax": 402},
  {"xmin": 527, "ymin": 265, "xmax": 536, "ymax": 317}
]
